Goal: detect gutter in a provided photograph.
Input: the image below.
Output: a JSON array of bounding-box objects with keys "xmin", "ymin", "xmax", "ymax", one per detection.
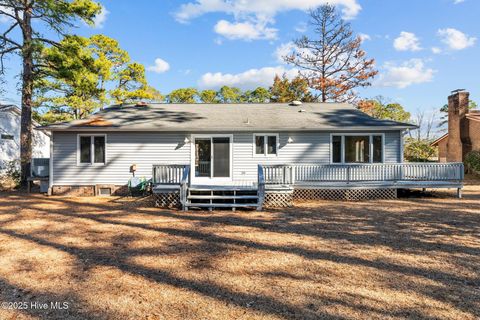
[{"xmin": 38, "ymin": 126, "xmax": 418, "ymax": 133}]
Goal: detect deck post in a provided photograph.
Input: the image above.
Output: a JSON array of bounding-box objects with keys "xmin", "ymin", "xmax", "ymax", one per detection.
[{"xmin": 457, "ymin": 188, "xmax": 462, "ymax": 199}]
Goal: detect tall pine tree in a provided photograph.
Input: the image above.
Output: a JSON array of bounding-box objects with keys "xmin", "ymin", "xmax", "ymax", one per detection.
[{"xmin": 0, "ymin": 0, "xmax": 101, "ymax": 185}]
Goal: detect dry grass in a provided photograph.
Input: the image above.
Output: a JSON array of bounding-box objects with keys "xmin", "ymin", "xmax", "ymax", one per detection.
[
  {"xmin": 0, "ymin": 176, "xmax": 17, "ymax": 191},
  {"xmin": 0, "ymin": 181, "xmax": 479, "ymax": 320}
]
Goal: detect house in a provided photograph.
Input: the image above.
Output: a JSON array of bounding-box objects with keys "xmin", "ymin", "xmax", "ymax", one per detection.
[
  {"xmin": 431, "ymin": 90, "xmax": 480, "ymax": 162},
  {"xmin": 0, "ymin": 105, "xmax": 50, "ymax": 173},
  {"xmin": 38, "ymin": 98, "xmax": 464, "ymax": 209}
]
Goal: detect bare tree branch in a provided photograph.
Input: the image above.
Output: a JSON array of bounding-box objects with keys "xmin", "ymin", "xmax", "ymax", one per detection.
[{"xmin": 284, "ymin": 4, "xmax": 378, "ymax": 102}]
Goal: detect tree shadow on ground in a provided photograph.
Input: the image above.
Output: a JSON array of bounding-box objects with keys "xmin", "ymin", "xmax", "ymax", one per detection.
[{"xmin": 0, "ymin": 193, "xmax": 479, "ymax": 319}]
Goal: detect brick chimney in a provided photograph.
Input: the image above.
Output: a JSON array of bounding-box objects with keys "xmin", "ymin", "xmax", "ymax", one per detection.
[{"xmin": 447, "ymin": 90, "xmax": 469, "ymax": 162}]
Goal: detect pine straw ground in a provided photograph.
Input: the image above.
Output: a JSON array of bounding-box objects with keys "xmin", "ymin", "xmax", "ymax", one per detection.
[{"xmin": 0, "ymin": 182, "xmax": 479, "ymax": 320}]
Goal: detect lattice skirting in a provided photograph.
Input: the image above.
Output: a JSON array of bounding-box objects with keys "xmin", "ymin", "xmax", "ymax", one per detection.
[
  {"xmin": 153, "ymin": 192, "xmax": 181, "ymax": 208},
  {"xmin": 293, "ymin": 188, "xmax": 397, "ymax": 201},
  {"xmin": 264, "ymin": 192, "xmax": 293, "ymax": 208}
]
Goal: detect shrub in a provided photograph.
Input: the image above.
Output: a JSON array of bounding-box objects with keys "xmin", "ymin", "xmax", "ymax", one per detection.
[
  {"xmin": 0, "ymin": 160, "xmax": 21, "ymax": 191},
  {"xmin": 0, "ymin": 176, "xmax": 18, "ymax": 191},
  {"xmin": 465, "ymin": 151, "xmax": 480, "ymax": 174},
  {"xmin": 404, "ymin": 138, "xmax": 437, "ymax": 162}
]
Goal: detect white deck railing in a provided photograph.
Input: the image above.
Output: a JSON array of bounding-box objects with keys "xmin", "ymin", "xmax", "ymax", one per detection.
[
  {"xmin": 261, "ymin": 163, "xmax": 464, "ymax": 185},
  {"xmin": 152, "ymin": 164, "xmax": 187, "ymax": 185}
]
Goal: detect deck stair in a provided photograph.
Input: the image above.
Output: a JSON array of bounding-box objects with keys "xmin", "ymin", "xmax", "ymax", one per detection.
[{"xmin": 185, "ymin": 186, "xmax": 259, "ymax": 210}]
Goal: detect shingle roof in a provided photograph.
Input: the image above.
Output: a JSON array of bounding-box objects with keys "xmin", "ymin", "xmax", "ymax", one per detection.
[
  {"xmin": 431, "ymin": 133, "xmax": 448, "ymax": 146},
  {"xmin": 0, "ymin": 104, "xmax": 21, "ymax": 116},
  {"xmin": 38, "ymin": 102, "xmax": 417, "ymax": 132}
]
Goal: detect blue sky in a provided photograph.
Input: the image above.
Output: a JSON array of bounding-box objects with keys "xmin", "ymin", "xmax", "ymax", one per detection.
[{"xmin": 1, "ymin": 0, "xmax": 479, "ymax": 114}]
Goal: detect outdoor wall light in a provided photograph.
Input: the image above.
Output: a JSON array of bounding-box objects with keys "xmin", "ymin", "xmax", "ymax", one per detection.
[
  {"xmin": 184, "ymin": 137, "xmax": 190, "ymax": 144},
  {"xmin": 287, "ymin": 137, "xmax": 294, "ymax": 143}
]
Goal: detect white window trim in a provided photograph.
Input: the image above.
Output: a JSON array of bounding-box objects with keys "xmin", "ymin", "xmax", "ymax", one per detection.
[
  {"xmin": 77, "ymin": 134, "xmax": 107, "ymax": 166},
  {"xmin": 329, "ymin": 133, "xmax": 385, "ymax": 164},
  {"xmin": 253, "ymin": 133, "xmax": 279, "ymax": 157}
]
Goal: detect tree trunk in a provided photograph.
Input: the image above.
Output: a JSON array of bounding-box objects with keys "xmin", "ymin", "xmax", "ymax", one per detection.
[{"xmin": 20, "ymin": 7, "xmax": 33, "ymax": 186}]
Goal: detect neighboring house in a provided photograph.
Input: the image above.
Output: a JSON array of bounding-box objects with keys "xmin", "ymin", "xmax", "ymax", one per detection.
[
  {"xmin": 432, "ymin": 90, "xmax": 480, "ymax": 162},
  {"xmin": 39, "ymin": 99, "xmax": 464, "ymax": 208},
  {"xmin": 0, "ymin": 105, "xmax": 50, "ymax": 172}
]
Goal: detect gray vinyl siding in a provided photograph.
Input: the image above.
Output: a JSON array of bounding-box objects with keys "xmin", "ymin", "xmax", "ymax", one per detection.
[
  {"xmin": 52, "ymin": 130, "xmax": 403, "ymax": 185},
  {"xmin": 384, "ymin": 131, "xmax": 402, "ymax": 163},
  {"xmin": 232, "ymin": 132, "xmax": 331, "ymax": 181},
  {"xmin": 52, "ymin": 132, "xmax": 190, "ymax": 185},
  {"xmin": 233, "ymin": 131, "xmax": 402, "ymax": 181}
]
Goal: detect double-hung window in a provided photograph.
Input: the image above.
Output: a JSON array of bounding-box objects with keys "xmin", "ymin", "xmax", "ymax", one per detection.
[
  {"xmin": 254, "ymin": 134, "xmax": 278, "ymax": 156},
  {"xmin": 331, "ymin": 134, "xmax": 384, "ymax": 164},
  {"xmin": 78, "ymin": 134, "xmax": 106, "ymax": 165}
]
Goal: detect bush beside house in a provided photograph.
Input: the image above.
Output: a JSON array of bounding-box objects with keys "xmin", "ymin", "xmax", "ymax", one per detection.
[
  {"xmin": 0, "ymin": 160, "xmax": 21, "ymax": 191},
  {"xmin": 465, "ymin": 151, "xmax": 480, "ymax": 176}
]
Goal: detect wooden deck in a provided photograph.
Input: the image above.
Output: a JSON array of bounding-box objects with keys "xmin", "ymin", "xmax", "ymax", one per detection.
[
  {"xmin": 261, "ymin": 163, "xmax": 464, "ymax": 185},
  {"xmin": 152, "ymin": 162, "xmax": 465, "ymax": 210},
  {"xmin": 267, "ymin": 180, "xmax": 463, "ymax": 190}
]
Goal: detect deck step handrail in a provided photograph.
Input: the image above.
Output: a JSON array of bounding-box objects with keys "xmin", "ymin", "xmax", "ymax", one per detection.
[
  {"xmin": 180, "ymin": 165, "xmax": 190, "ymax": 210},
  {"xmin": 257, "ymin": 164, "xmax": 266, "ymax": 210},
  {"xmin": 261, "ymin": 163, "xmax": 464, "ymax": 184},
  {"xmin": 152, "ymin": 164, "xmax": 187, "ymax": 185}
]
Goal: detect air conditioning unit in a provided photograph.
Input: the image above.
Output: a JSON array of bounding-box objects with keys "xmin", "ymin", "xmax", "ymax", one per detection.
[{"xmin": 31, "ymin": 158, "xmax": 49, "ymax": 177}]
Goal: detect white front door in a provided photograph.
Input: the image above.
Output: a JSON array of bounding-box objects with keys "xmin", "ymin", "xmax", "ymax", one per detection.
[{"xmin": 191, "ymin": 135, "xmax": 233, "ymax": 185}]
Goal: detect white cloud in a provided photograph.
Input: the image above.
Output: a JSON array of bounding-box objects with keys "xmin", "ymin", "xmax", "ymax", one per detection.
[
  {"xmin": 431, "ymin": 47, "xmax": 442, "ymax": 54},
  {"xmin": 198, "ymin": 66, "xmax": 299, "ymax": 90},
  {"xmin": 274, "ymin": 42, "xmax": 297, "ymax": 63},
  {"xmin": 453, "ymin": 0, "xmax": 465, "ymax": 4},
  {"xmin": 214, "ymin": 19, "xmax": 277, "ymax": 40},
  {"xmin": 377, "ymin": 59, "xmax": 435, "ymax": 89},
  {"xmin": 358, "ymin": 33, "xmax": 371, "ymax": 42},
  {"xmin": 175, "ymin": 0, "xmax": 361, "ymax": 41},
  {"xmin": 175, "ymin": 0, "xmax": 362, "ymax": 22},
  {"xmin": 147, "ymin": 58, "xmax": 170, "ymax": 73},
  {"xmin": 0, "ymin": 5, "xmax": 15, "ymax": 23},
  {"xmin": 393, "ymin": 31, "xmax": 421, "ymax": 51},
  {"xmin": 93, "ymin": 5, "xmax": 109, "ymax": 28},
  {"xmin": 437, "ymin": 28, "xmax": 476, "ymax": 50},
  {"xmin": 295, "ymin": 22, "xmax": 307, "ymax": 33},
  {"xmin": 273, "ymin": 42, "xmax": 314, "ymax": 65}
]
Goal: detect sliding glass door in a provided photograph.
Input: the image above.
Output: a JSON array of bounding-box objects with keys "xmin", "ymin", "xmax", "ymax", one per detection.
[
  {"xmin": 212, "ymin": 137, "xmax": 230, "ymax": 177},
  {"xmin": 193, "ymin": 136, "xmax": 231, "ymax": 183}
]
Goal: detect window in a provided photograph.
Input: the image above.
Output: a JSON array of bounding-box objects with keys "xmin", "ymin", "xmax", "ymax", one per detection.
[
  {"xmin": 78, "ymin": 135, "xmax": 106, "ymax": 165},
  {"xmin": 332, "ymin": 135, "xmax": 342, "ymax": 163},
  {"xmin": 345, "ymin": 136, "xmax": 370, "ymax": 163},
  {"xmin": 80, "ymin": 136, "xmax": 91, "ymax": 163},
  {"xmin": 372, "ymin": 135, "xmax": 382, "ymax": 163},
  {"xmin": 255, "ymin": 136, "xmax": 265, "ymax": 155},
  {"xmin": 1, "ymin": 134, "xmax": 14, "ymax": 140},
  {"xmin": 267, "ymin": 136, "xmax": 277, "ymax": 155},
  {"xmin": 94, "ymin": 136, "xmax": 105, "ymax": 163},
  {"xmin": 331, "ymin": 134, "xmax": 383, "ymax": 164},
  {"xmin": 254, "ymin": 134, "xmax": 278, "ymax": 156}
]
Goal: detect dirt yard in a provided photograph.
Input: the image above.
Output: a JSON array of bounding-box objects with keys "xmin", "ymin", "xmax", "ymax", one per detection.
[{"xmin": 0, "ymin": 181, "xmax": 479, "ymax": 320}]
